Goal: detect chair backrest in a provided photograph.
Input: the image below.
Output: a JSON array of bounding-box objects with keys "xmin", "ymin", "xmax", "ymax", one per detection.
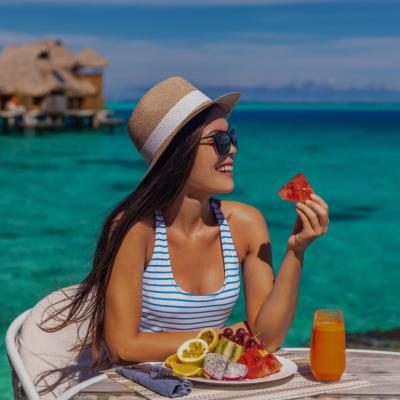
[
  {"xmin": 6, "ymin": 309, "xmax": 39, "ymax": 400},
  {"xmin": 15, "ymin": 285, "xmax": 100, "ymax": 399}
]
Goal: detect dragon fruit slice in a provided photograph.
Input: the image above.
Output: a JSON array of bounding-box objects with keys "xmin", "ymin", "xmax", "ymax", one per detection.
[
  {"xmin": 223, "ymin": 361, "xmax": 248, "ymax": 380},
  {"xmin": 203, "ymin": 353, "xmax": 229, "ymax": 380}
]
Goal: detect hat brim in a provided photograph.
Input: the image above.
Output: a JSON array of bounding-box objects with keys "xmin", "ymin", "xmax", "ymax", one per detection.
[{"xmin": 140, "ymin": 91, "xmax": 240, "ymax": 182}]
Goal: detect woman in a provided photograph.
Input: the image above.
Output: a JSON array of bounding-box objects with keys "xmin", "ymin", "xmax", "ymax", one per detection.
[{"xmin": 45, "ymin": 76, "xmax": 329, "ymax": 369}]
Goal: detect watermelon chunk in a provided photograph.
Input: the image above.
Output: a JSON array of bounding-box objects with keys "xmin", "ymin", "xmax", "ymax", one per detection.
[
  {"xmin": 263, "ymin": 354, "xmax": 282, "ymax": 374},
  {"xmin": 237, "ymin": 348, "xmax": 282, "ymax": 379},
  {"xmin": 278, "ymin": 173, "xmax": 314, "ymax": 203},
  {"xmin": 246, "ymin": 360, "xmax": 272, "ymax": 379}
]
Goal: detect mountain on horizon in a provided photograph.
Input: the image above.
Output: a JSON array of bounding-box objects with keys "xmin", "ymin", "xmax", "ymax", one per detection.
[{"xmin": 110, "ymin": 80, "xmax": 400, "ymax": 103}]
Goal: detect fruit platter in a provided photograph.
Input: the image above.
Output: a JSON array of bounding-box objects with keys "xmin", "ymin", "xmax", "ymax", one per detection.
[{"xmin": 163, "ymin": 327, "xmax": 297, "ymax": 385}]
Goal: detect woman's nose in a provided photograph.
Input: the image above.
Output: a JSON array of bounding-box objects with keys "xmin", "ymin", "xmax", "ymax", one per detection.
[{"xmin": 230, "ymin": 143, "xmax": 238, "ymax": 156}]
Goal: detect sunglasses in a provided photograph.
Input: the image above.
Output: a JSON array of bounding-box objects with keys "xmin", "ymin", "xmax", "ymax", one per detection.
[{"xmin": 199, "ymin": 128, "xmax": 238, "ymax": 156}]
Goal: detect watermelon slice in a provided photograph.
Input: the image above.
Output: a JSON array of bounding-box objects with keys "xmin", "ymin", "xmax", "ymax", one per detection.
[
  {"xmin": 263, "ymin": 354, "xmax": 282, "ymax": 374},
  {"xmin": 278, "ymin": 173, "xmax": 314, "ymax": 203},
  {"xmin": 237, "ymin": 347, "xmax": 282, "ymax": 379}
]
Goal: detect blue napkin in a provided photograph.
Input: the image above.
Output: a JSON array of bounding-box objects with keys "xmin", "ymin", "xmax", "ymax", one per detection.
[{"xmin": 114, "ymin": 364, "xmax": 193, "ymax": 398}]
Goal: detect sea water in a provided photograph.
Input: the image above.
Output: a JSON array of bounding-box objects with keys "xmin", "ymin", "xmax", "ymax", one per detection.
[{"xmin": 1, "ymin": 102, "xmax": 399, "ymax": 396}]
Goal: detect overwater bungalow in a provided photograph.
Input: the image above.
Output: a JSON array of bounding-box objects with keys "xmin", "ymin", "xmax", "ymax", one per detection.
[{"xmin": 0, "ymin": 39, "xmax": 123, "ymax": 132}]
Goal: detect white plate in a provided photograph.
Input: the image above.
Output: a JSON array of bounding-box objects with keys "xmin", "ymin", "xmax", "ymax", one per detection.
[{"xmin": 163, "ymin": 355, "xmax": 297, "ymax": 386}]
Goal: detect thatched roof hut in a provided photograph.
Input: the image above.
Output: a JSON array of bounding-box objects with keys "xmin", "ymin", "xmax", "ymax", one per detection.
[
  {"xmin": 1, "ymin": 39, "xmax": 77, "ymax": 69},
  {"xmin": 0, "ymin": 64, "xmax": 17, "ymax": 95},
  {"xmin": 0, "ymin": 61, "xmax": 62, "ymax": 97},
  {"xmin": 76, "ymin": 48, "xmax": 108, "ymax": 68},
  {"xmin": 0, "ymin": 39, "xmax": 106, "ymax": 107},
  {"xmin": 55, "ymin": 68, "xmax": 96, "ymax": 96}
]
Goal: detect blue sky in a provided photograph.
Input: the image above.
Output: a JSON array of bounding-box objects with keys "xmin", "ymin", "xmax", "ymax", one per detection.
[{"xmin": 0, "ymin": 0, "xmax": 400, "ymax": 100}]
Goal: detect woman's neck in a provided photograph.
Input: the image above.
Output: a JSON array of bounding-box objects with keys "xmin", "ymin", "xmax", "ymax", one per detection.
[{"xmin": 162, "ymin": 193, "xmax": 216, "ymax": 237}]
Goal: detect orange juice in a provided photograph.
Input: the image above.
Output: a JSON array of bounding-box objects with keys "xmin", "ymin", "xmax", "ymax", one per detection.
[{"xmin": 310, "ymin": 310, "xmax": 346, "ymax": 381}]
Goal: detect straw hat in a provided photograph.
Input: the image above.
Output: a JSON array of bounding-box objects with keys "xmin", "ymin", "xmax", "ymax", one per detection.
[{"xmin": 128, "ymin": 76, "xmax": 240, "ymax": 180}]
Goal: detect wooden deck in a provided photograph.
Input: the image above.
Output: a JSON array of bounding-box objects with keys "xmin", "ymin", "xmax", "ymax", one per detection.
[{"xmin": 0, "ymin": 109, "xmax": 125, "ymax": 134}]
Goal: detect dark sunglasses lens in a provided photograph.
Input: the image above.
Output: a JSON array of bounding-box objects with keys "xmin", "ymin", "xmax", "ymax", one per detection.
[
  {"xmin": 215, "ymin": 133, "xmax": 231, "ymax": 155},
  {"xmin": 230, "ymin": 129, "xmax": 238, "ymax": 147}
]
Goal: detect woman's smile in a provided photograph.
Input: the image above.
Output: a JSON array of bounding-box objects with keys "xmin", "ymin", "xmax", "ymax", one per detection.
[{"xmin": 215, "ymin": 162, "xmax": 234, "ymax": 177}]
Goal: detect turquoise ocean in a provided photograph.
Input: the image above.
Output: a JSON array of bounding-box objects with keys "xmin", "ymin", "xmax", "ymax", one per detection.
[{"xmin": 1, "ymin": 102, "xmax": 399, "ymax": 397}]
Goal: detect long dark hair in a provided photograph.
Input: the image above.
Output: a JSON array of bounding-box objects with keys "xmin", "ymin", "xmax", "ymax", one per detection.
[{"xmin": 40, "ymin": 104, "xmax": 224, "ymax": 369}]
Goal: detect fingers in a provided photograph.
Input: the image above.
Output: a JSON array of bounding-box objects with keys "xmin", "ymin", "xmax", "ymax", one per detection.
[
  {"xmin": 295, "ymin": 207, "xmax": 312, "ymax": 231},
  {"xmin": 290, "ymin": 193, "xmax": 329, "ymax": 252},
  {"xmin": 294, "ymin": 208, "xmax": 314, "ymax": 247},
  {"xmin": 305, "ymin": 199, "xmax": 329, "ymax": 228},
  {"xmin": 310, "ymin": 193, "xmax": 328, "ymax": 210},
  {"xmin": 296, "ymin": 202, "xmax": 321, "ymax": 232}
]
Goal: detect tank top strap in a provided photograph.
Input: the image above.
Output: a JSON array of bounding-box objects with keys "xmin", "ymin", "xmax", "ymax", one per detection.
[
  {"xmin": 154, "ymin": 210, "xmax": 167, "ymax": 238},
  {"xmin": 155, "ymin": 199, "xmax": 235, "ymax": 255},
  {"xmin": 210, "ymin": 197, "xmax": 229, "ymax": 229},
  {"xmin": 210, "ymin": 198, "xmax": 238, "ymax": 262}
]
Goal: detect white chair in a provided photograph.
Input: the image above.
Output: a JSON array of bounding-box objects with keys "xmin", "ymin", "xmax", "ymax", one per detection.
[
  {"xmin": 6, "ymin": 309, "xmax": 40, "ymax": 400},
  {"xmin": 5, "ymin": 286, "xmax": 101, "ymax": 400}
]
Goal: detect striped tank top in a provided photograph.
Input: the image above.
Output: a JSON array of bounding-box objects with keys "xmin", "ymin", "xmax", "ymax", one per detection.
[{"xmin": 139, "ymin": 197, "xmax": 241, "ymax": 332}]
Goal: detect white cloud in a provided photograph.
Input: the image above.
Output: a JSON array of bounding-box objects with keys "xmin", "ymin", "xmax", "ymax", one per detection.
[
  {"xmin": 2, "ymin": 30, "xmax": 400, "ymax": 97},
  {"xmin": 0, "ymin": 31, "xmax": 104, "ymax": 50},
  {"xmin": 100, "ymin": 34, "xmax": 400, "ymax": 96},
  {"xmin": 0, "ymin": 31, "xmax": 47, "ymax": 45}
]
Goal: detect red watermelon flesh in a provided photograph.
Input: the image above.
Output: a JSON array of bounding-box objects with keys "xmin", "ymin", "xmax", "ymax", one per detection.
[
  {"xmin": 238, "ymin": 347, "xmax": 262, "ymax": 367},
  {"xmin": 246, "ymin": 360, "xmax": 272, "ymax": 379},
  {"xmin": 264, "ymin": 354, "xmax": 283, "ymax": 374},
  {"xmin": 278, "ymin": 173, "xmax": 314, "ymax": 203},
  {"xmin": 238, "ymin": 348, "xmax": 282, "ymax": 379}
]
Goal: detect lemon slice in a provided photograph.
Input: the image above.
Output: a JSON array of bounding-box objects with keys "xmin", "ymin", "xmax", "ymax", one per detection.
[
  {"xmin": 171, "ymin": 362, "xmax": 203, "ymax": 377},
  {"xmin": 177, "ymin": 338, "xmax": 209, "ymax": 366},
  {"xmin": 197, "ymin": 328, "xmax": 219, "ymax": 352},
  {"xmin": 165, "ymin": 353, "xmax": 180, "ymax": 368}
]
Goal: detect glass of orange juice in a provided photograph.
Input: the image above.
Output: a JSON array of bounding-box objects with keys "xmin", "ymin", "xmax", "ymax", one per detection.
[{"xmin": 310, "ymin": 309, "xmax": 346, "ymax": 381}]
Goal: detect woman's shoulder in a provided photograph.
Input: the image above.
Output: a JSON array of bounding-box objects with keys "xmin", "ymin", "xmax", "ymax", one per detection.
[
  {"xmin": 112, "ymin": 212, "xmax": 154, "ymax": 242},
  {"xmin": 217, "ymin": 199, "xmax": 269, "ymax": 262},
  {"xmin": 217, "ymin": 199, "xmax": 266, "ymax": 226}
]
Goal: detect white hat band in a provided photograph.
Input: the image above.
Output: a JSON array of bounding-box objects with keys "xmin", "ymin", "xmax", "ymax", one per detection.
[{"xmin": 140, "ymin": 90, "xmax": 211, "ymax": 163}]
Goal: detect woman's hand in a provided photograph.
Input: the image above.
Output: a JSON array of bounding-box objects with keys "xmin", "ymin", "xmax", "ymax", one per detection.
[{"xmin": 287, "ymin": 193, "xmax": 329, "ymax": 255}]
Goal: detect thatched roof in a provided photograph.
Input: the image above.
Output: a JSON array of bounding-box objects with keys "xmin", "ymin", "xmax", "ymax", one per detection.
[
  {"xmin": 0, "ymin": 62, "xmax": 60, "ymax": 96},
  {"xmin": 55, "ymin": 69, "xmax": 96, "ymax": 96},
  {"xmin": 0, "ymin": 64, "xmax": 16, "ymax": 94},
  {"xmin": 76, "ymin": 48, "xmax": 108, "ymax": 68},
  {"xmin": 1, "ymin": 39, "xmax": 77, "ymax": 69},
  {"xmin": 0, "ymin": 39, "xmax": 106, "ymax": 97},
  {"xmin": 0, "ymin": 62, "xmax": 95, "ymax": 97}
]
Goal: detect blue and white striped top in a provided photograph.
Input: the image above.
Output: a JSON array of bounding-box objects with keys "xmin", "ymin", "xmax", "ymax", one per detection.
[{"xmin": 139, "ymin": 197, "xmax": 241, "ymax": 332}]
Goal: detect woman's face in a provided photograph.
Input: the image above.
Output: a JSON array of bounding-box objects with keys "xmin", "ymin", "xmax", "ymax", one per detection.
[{"xmin": 185, "ymin": 107, "xmax": 237, "ymax": 197}]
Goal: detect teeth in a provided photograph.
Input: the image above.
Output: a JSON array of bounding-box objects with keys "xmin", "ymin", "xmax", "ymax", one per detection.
[{"xmin": 217, "ymin": 165, "xmax": 233, "ymax": 172}]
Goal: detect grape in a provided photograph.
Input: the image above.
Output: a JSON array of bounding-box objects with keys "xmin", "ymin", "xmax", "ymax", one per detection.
[
  {"xmin": 246, "ymin": 339, "xmax": 257, "ymax": 348},
  {"xmin": 242, "ymin": 332, "xmax": 251, "ymax": 345},
  {"xmin": 235, "ymin": 328, "xmax": 246, "ymax": 338},
  {"xmin": 223, "ymin": 327, "xmax": 233, "ymax": 338},
  {"xmin": 230, "ymin": 335, "xmax": 239, "ymax": 344},
  {"xmin": 257, "ymin": 339, "xmax": 268, "ymax": 350},
  {"xmin": 232, "ymin": 334, "xmax": 244, "ymax": 345}
]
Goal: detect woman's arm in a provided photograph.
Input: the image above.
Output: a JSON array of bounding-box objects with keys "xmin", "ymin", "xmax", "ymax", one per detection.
[
  {"xmin": 251, "ymin": 247, "xmax": 303, "ymax": 352},
  {"xmin": 104, "ymin": 220, "xmax": 245, "ymax": 364},
  {"xmin": 239, "ymin": 194, "xmax": 329, "ymax": 352}
]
